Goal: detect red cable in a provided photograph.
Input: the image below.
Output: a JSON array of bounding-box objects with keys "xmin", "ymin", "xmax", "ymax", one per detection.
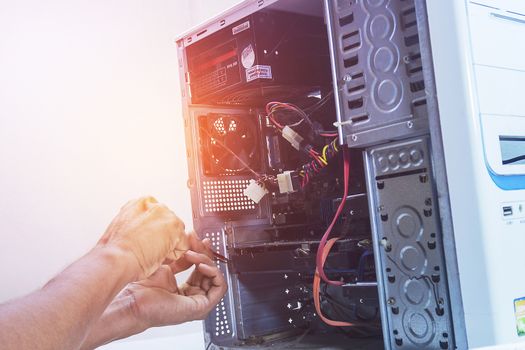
[
  {"xmin": 313, "ymin": 237, "xmax": 355, "ymax": 327},
  {"xmin": 316, "ymin": 147, "xmax": 350, "ymax": 286}
]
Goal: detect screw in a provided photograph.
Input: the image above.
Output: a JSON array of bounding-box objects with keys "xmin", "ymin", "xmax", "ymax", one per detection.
[
  {"xmin": 407, "ymin": 121, "xmax": 414, "ymax": 129},
  {"xmin": 343, "ymin": 74, "xmax": 352, "ymax": 82},
  {"xmin": 378, "ymin": 205, "xmax": 385, "ymax": 212},
  {"xmin": 387, "ymin": 297, "xmax": 396, "ymax": 305},
  {"xmin": 351, "ymin": 134, "xmax": 358, "ymax": 142}
]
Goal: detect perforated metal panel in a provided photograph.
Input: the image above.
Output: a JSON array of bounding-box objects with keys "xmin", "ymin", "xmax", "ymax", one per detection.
[
  {"xmin": 202, "ymin": 229, "xmax": 235, "ymax": 342},
  {"xmin": 325, "ymin": 0, "xmax": 429, "ymax": 147},
  {"xmin": 201, "ymin": 179, "xmax": 256, "ymax": 214},
  {"xmin": 365, "ymin": 137, "xmax": 454, "ymax": 350}
]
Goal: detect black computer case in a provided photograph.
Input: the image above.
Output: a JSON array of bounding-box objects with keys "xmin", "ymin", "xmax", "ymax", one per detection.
[{"xmin": 176, "ymin": 0, "xmax": 464, "ymax": 349}]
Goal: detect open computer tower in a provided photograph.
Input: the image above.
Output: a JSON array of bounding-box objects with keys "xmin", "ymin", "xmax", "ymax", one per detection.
[{"xmin": 176, "ymin": 0, "xmax": 465, "ymax": 349}]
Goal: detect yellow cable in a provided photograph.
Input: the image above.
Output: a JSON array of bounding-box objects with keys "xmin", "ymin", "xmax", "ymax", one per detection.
[{"xmin": 322, "ymin": 144, "xmax": 329, "ymax": 163}]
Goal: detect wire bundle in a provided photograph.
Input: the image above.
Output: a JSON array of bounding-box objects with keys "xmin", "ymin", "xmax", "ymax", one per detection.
[
  {"xmin": 265, "ymin": 100, "xmax": 359, "ymax": 328},
  {"xmin": 299, "ymin": 139, "xmax": 339, "ymax": 187},
  {"xmin": 266, "ymin": 101, "xmax": 313, "ymax": 130},
  {"xmin": 312, "ymin": 148, "xmax": 353, "ymax": 326}
]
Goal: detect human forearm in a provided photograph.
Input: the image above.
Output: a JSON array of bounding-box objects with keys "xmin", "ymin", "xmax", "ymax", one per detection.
[
  {"xmin": 80, "ymin": 292, "xmax": 145, "ymax": 350},
  {"xmin": 0, "ymin": 245, "xmax": 137, "ymax": 350}
]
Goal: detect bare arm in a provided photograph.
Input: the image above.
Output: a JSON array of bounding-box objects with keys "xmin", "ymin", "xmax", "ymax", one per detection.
[
  {"xmin": 0, "ymin": 196, "xmax": 187, "ymax": 350},
  {"xmin": 0, "ymin": 246, "xmax": 136, "ymax": 350}
]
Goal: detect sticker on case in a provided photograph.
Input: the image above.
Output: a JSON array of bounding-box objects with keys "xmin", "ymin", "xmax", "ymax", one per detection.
[
  {"xmin": 246, "ymin": 65, "xmax": 272, "ymax": 83},
  {"xmin": 232, "ymin": 21, "xmax": 250, "ymax": 35},
  {"xmin": 241, "ymin": 44, "xmax": 256, "ymax": 69}
]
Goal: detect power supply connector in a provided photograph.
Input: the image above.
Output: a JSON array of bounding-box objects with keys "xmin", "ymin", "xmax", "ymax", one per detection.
[
  {"xmin": 281, "ymin": 126, "xmax": 304, "ymax": 151},
  {"xmin": 277, "ymin": 170, "xmax": 300, "ymax": 194},
  {"xmin": 243, "ymin": 179, "xmax": 268, "ymax": 204}
]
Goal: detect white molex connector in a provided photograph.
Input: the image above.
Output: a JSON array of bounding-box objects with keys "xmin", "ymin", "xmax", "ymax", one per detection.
[
  {"xmin": 281, "ymin": 126, "xmax": 304, "ymax": 151},
  {"xmin": 277, "ymin": 171, "xmax": 298, "ymax": 194},
  {"xmin": 243, "ymin": 179, "xmax": 268, "ymax": 204}
]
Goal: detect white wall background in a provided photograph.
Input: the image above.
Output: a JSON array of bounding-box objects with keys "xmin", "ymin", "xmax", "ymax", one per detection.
[{"xmin": 0, "ymin": 0, "xmax": 241, "ymax": 348}]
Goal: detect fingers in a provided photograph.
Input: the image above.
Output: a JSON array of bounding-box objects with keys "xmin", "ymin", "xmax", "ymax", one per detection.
[
  {"xmin": 184, "ymin": 250, "xmax": 215, "ymax": 266},
  {"xmin": 187, "ymin": 232, "xmax": 211, "ymax": 257},
  {"xmin": 135, "ymin": 265, "xmax": 179, "ymax": 294},
  {"xmin": 167, "ymin": 242, "xmax": 214, "ymax": 274},
  {"xmin": 196, "ymin": 263, "xmax": 227, "ymax": 300},
  {"xmin": 184, "ymin": 250, "xmax": 227, "ymax": 305}
]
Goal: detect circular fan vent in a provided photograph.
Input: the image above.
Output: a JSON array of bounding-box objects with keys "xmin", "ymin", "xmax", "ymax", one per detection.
[{"xmin": 204, "ymin": 115, "xmax": 258, "ymax": 174}]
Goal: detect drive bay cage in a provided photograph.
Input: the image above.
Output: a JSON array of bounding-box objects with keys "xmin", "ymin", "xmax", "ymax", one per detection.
[{"xmin": 177, "ymin": 0, "xmax": 465, "ymax": 349}]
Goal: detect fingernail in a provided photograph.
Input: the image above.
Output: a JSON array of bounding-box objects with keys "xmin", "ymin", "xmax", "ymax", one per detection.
[{"xmin": 184, "ymin": 250, "xmax": 197, "ymax": 257}]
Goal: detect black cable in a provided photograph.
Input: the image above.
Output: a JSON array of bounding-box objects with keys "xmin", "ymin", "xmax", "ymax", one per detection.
[{"xmin": 503, "ymin": 154, "xmax": 525, "ymax": 165}]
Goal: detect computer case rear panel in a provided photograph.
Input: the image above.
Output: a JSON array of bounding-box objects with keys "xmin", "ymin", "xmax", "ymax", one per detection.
[{"xmin": 177, "ymin": 0, "xmax": 464, "ymax": 349}]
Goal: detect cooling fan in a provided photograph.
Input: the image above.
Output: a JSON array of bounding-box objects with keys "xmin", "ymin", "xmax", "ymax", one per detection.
[{"xmin": 200, "ymin": 114, "xmax": 259, "ymax": 175}]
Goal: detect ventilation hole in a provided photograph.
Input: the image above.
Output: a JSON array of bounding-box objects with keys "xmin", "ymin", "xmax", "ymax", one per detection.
[
  {"xmin": 404, "ymin": 34, "xmax": 419, "ymax": 47},
  {"xmin": 388, "ymin": 275, "xmax": 396, "ymax": 283},
  {"xmin": 347, "ymin": 97, "xmax": 364, "ymax": 110},
  {"xmin": 432, "ymin": 273, "xmax": 440, "ymax": 283},
  {"xmin": 409, "ymin": 65, "xmax": 423, "ymax": 74},
  {"xmin": 413, "ymin": 99, "xmax": 427, "ymax": 107},
  {"xmin": 402, "ymin": 7, "xmax": 416, "ymax": 16},
  {"xmin": 339, "ymin": 13, "xmax": 354, "ymax": 27},
  {"xmin": 342, "ymin": 30, "xmax": 360, "ymax": 51},
  {"xmin": 409, "ymin": 52, "xmax": 421, "ymax": 61},
  {"xmin": 347, "ymin": 72, "xmax": 365, "ymax": 94},
  {"xmin": 196, "ymin": 29, "xmax": 207, "ymax": 37},
  {"xmin": 342, "ymin": 30, "xmax": 359, "ymax": 41},
  {"xmin": 410, "ymin": 80, "xmax": 425, "ymax": 92},
  {"xmin": 348, "ymin": 84, "xmax": 365, "ymax": 94},
  {"xmin": 219, "ymin": 19, "xmax": 226, "ymax": 26},
  {"xmin": 343, "ymin": 55, "xmax": 359, "ymax": 68},
  {"xmin": 404, "ymin": 20, "xmax": 417, "ymax": 29},
  {"xmin": 351, "ymin": 114, "xmax": 369, "ymax": 124}
]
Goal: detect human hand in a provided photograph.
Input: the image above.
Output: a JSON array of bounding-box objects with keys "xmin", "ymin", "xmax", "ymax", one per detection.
[
  {"xmin": 119, "ymin": 245, "xmax": 227, "ymax": 330},
  {"xmin": 97, "ymin": 196, "xmax": 188, "ymax": 280}
]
